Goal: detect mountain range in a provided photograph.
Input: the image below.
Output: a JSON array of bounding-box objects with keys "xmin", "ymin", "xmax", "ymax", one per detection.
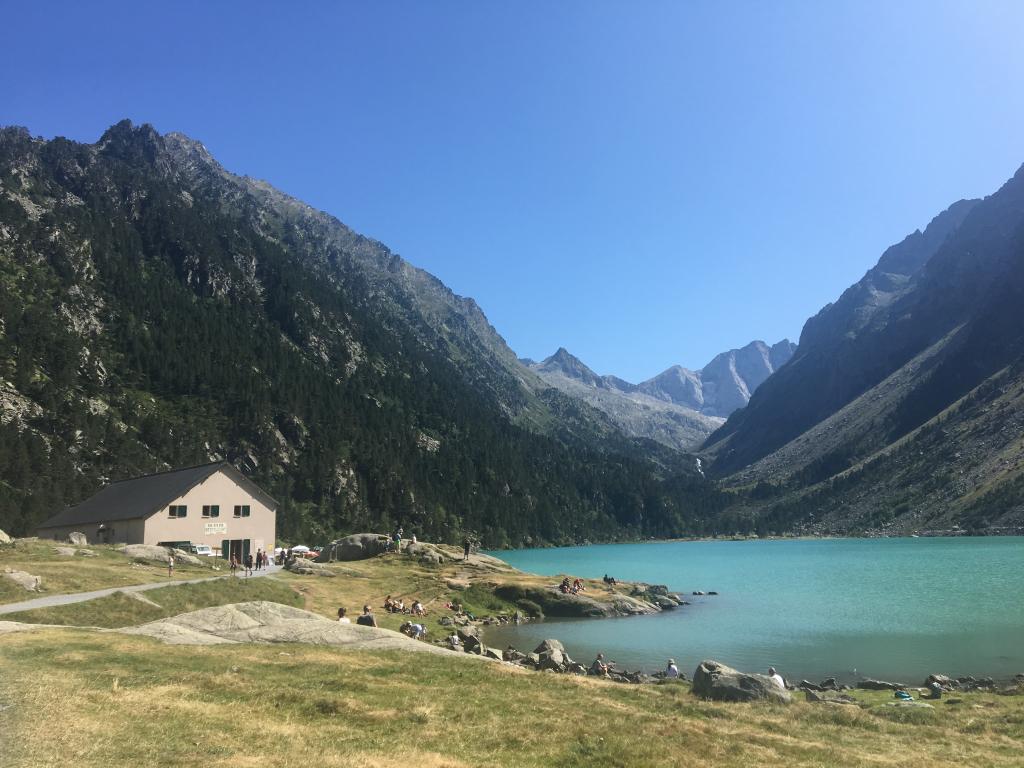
[
  {"xmin": 525, "ymin": 340, "xmax": 795, "ymax": 451},
  {"xmin": 2, "ymin": 119, "xmax": 1023, "ymax": 542},
  {"xmin": 0, "ymin": 121, "xmax": 726, "ymax": 545},
  {"xmin": 704, "ymin": 169, "xmax": 1024, "ymax": 534}
]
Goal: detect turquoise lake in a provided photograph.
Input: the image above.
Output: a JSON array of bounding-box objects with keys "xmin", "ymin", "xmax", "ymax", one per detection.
[{"xmin": 483, "ymin": 537, "xmax": 1024, "ymax": 683}]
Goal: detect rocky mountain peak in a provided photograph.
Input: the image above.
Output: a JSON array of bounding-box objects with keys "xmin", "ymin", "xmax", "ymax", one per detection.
[{"xmin": 536, "ymin": 348, "xmax": 604, "ymax": 387}]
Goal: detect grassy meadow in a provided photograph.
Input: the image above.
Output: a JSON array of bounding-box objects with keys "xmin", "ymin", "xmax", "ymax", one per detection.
[
  {"xmin": 0, "ymin": 538, "xmax": 220, "ymax": 604},
  {"xmin": 2, "ymin": 627, "xmax": 1024, "ymax": 768},
  {"xmin": 2, "ymin": 543, "xmax": 1023, "ymax": 767}
]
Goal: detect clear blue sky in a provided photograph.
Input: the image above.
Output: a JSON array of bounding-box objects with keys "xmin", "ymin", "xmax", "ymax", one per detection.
[{"xmin": 4, "ymin": 1, "xmax": 1024, "ymax": 381}]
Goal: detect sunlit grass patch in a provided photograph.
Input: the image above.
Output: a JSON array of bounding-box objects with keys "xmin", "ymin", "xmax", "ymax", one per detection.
[{"xmin": 3, "ymin": 575, "xmax": 301, "ymax": 627}]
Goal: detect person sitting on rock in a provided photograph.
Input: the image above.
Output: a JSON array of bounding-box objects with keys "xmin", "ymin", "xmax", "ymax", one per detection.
[
  {"xmin": 665, "ymin": 659, "xmax": 680, "ymax": 679},
  {"xmin": 768, "ymin": 667, "xmax": 786, "ymax": 690},
  {"xmin": 589, "ymin": 653, "xmax": 610, "ymax": 676},
  {"xmin": 447, "ymin": 632, "xmax": 461, "ymax": 649},
  {"xmin": 400, "ymin": 621, "xmax": 426, "ymax": 640},
  {"xmin": 411, "ymin": 599, "xmax": 426, "ymax": 616},
  {"xmin": 356, "ymin": 605, "xmax": 378, "ymax": 628},
  {"xmin": 572, "ymin": 578, "xmax": 584, "ymax": 594},
  {"xmin": 337, "ymin": 607, "xmax": 350, "ymax": 624},
  {"xmin": 560, "ymin": 577, "xmax": 572, "ymax": 594},
  {"xmin": 383, "ymin": 595, "xmax": 395, "ymax": 612}
]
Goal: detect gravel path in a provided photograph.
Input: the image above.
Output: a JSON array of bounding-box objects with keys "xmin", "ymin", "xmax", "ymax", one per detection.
[{"xmin": 0, "ymin": 564, "xmax": 284, "ymax": 615}]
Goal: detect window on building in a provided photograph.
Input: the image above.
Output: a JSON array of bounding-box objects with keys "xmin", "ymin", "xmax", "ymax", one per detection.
[
  {"xmin": 169, "ymin": 505, "xmax": 187, "ymax": 518},
  {"xmin": 202, "ymin": 505, "xmax": 220, "ymax": 518},
  {"xmin": 233, "ymin": 505, "xmax": 251, "ymax": 518}
]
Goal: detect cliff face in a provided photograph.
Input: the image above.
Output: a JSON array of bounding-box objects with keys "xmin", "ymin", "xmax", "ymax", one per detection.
[{"xmin": 702, "ymin": 166, "xmax": 1024, "ymax": 534}]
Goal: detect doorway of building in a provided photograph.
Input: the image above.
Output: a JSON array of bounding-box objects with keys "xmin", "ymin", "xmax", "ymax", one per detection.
[{"xmin": 221, "ymin": 539, "xmax": 251, "ymax": 562}]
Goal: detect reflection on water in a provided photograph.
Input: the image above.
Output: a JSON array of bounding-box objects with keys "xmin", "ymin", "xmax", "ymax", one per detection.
[{"xmin": 483, "ymin": 537, "xmax": 1024, "ymax": 682}]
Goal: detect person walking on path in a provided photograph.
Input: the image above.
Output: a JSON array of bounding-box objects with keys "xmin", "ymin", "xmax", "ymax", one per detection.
[
  {"xmin": 463, "ymin": 537, "xmax": 471, "ymax": 561},
  {"xmin": 167, "ymin": 553, "xmax": 175, "ymax": 579},
  {"xmin": 254, "ymin": 550, "xmax": 262, "ymax": 571},
  {"xmin": 244, "ymin": 553, "xmax": 254, "ymax": 577}
]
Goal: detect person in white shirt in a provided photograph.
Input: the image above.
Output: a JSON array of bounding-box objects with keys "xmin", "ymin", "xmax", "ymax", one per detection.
[
  {"xmin": 665, "ymin": 659, "xmax": 680, "ymax": 679},
  {"xmin": 337, "ymin": 607, "xmax": 351, "ymax": 624},
  {"xmin": 401, "ymin": 621, "xmax": 426, "ymax": 639},
  {"xmin": 768, "ymin": 666, "xmax": 786, "ymax": 689}
]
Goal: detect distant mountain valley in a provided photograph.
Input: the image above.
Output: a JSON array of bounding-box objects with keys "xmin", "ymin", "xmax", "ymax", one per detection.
[{"xmin": 525, "ymin": 340, "xmax": 795, "ymax": 451}]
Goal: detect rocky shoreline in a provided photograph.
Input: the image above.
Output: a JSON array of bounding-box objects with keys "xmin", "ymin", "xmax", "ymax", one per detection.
[{"xmin": 458, "ymin": 618, "xmax": 1024, "ymax": 700}]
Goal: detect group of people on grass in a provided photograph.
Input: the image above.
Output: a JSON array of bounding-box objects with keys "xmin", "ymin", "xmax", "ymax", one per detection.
[
  {"xmin": 335, "ymin": 596, "xmax": 429, "ymax": 638},
  {"xmin": 382, "ymin": 594, "xmax": 427, "ymax": 616},
  {"xmin": 559, "ymin": 577, "xmax": 586, "ymax": 595}
]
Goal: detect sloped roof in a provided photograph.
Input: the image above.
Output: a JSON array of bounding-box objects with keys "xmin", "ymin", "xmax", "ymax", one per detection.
[{"xmin": 36, "ymin": 462, "xmax": 278, "ymax": 531}]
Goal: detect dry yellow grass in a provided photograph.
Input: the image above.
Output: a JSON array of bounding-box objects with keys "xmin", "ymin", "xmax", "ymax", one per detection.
[
  {"xmin": 2, "ymin": 628, "xmax": 1023, "ymax": 768},
  {"xmin": 0, "ymin": 539, "xmax": 219, "ymax": 604}
]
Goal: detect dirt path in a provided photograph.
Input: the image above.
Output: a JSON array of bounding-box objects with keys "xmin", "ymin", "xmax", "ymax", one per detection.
[{"xmin": 0, "ymin": 564, "xmax": 284, "ymax": 615}]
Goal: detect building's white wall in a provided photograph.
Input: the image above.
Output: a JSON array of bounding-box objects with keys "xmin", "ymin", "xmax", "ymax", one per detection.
[{"xmin": 143, "ymin": 469, "xmax": 276, "ymax": 551}]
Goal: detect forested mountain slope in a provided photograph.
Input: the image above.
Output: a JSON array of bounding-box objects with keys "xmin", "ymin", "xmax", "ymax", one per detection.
[
  {"xmin": 0, "ymin": 121, "xmax": 726, "ymax": 545},
  {"xmin": 703, "ymin": 165, "xmax": 1024, "ymax": 534}
]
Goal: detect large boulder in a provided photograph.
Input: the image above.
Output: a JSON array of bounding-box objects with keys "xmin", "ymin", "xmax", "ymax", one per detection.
[
  {"xmin": 3, "ymin": 568, "xmax": 43, "ymax": 592},
  {"xmin": 67, "ymin": 532, "xmax": 88, "ymax": 546},
  {"xmin": 123, "ymin": 544, "xmax": 174, "ymax": 564},
  {"xmin": 171, "ymin": 549, "xmax": 203, "ymax": 566},
  {"xmin": 53, "ymin": 547, "xmax": 78, "ymax": 557},
  {"xmin": 856, "ymin": 679, "xmax": 905, "ymax": 691},
  {"xmin": 118, "ymin": 601, "xmax": 485, "ymax": 658},
  {"xmin": 316, "ymin": 534, "xmax": 391, "ymax": 562},
  {"xmin": 493, "ymin": 584, "xmax": 657, "ymax": 619},
  {"xmin": 0, "ymin": 529, "xmax": 12, "ymax": 545},
  {"xmin": 534, "ymin": 638, "xmax": 565, "ymax": 655},
  {"xmin": 691, "ymin": 660, "xmax": 792, "ymax": 704},
  {"xmin": 538, "ymin": 649, "xmax": 566, "ymax": 671},
  {"xmin": 285, "ymin": 559, "xmax": 336, "ymax": 577},
  {"xmin": 456, "ymin": 626, "xmax": 480, "ymax": 643},
  {"xmin": 404, "ymin": 541, "xmax": 447, "ymax": 565}
]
